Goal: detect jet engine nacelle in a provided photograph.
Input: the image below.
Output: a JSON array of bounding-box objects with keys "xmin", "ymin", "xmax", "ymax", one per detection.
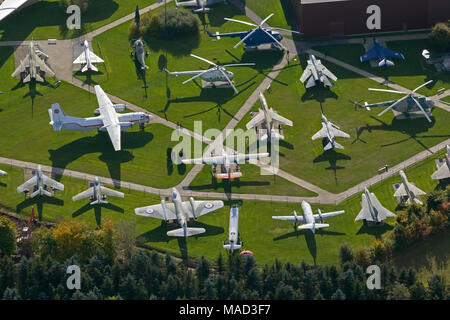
[{"xmin": 94, "ymin": 104, "xmax": 127, "ymax": 115}]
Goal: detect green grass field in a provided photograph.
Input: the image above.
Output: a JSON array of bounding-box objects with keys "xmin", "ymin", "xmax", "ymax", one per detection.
[
  {"xmin": 314, "ymin": 39, "xmax": 450, "ymax": 97},
  {"xmin": 229, "ymin": 53, "xmax": 450, "ymax": 193},
  {"xmin": 239, "ymin": 0, "xmax": 297, "ymax": 31},
  {"xmin": 0, "ymin": 0, "xmax": 157, "ymax": 41}
]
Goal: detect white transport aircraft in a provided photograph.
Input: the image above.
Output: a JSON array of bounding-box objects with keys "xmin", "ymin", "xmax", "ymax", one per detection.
[
  {"xmin": 223, "ymin": 206, "xmax": 242, "ymax": 252},
  {"xmin": 394, "ymin": 170, "xmax": 426, "ymax": 205},
  {"xmin": 246, "ymin": 92, "xmax": 293, "ymax": 141},
  {"xmin": 73, "ymin": 40, "xmax": 105, "ymax": 73},
  {"xmin": 312, "ymin": 114, "xmax": 350, "ymax": 151},
  {"xmin": 135, "ymin": 187, "xmax": 224, "ymax": 237},
  {"xmin": 48, "ymin": 85, "xmax": 153, "ymax": 151},
  {"xmin": 17, "ymin": 165, "xmax": 64, "ymax": 198},
  {"xmin": 72, "ymin": 177, "xmax": 124, "ymax": 205},
  {"xmin": 272, "ymin": 200, "xmax": 344, "ymax": 234},
  {"xmin": 300, "ymin": 54, "xmax": 338, "ymax": 88}
]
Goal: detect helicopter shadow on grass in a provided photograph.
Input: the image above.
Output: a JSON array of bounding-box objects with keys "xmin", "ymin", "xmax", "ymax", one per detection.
[
  {"xmin": 72, "ymin": 202, "xmax": 124, "ymax": 227},
  {"xmin": 313, "ymin": 148, "xmax": 352, "ymax": 186},
  {"xmin": 48, "ymin": 131, "xmax": 154, "ymax": 187},
  {"xmin": 16, "ymin": 195, "xmax": 64, "ymax": 221}
]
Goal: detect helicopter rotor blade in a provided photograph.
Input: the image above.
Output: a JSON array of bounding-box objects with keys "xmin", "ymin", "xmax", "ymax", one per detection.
[
  {"xmin": 233, "ymin": 28, "xmax": 257, "ymax": 48},
  {"xmin": 377, "ymin": 95, "xmax": 408, "ymax": 117},
  {"xmin": 224, "ymin": 17, "xmax": 257, "ymax": 27},
  {"xmin": 259, "ymin": 13, "xmax": 274, "ymax": 27},
  {"xmin": 222, "ymin": 63, "xmax": 256, "ymax": 67},
  {"xmin": 368, "ymin": 88, "xmax": 408, "ymax": 94},
  {"xmin": 190, "ymin": 54, "xmax": 217, "ymax": 67},
  {"xmin": 219, "ymin": 69, "xmax": 239, "ymax": 94},
  {"xmin": 262, "ymin": 28, "xmax": 286, "ymax": 50},
  {"xmin": 412, "ymin": 80, "xmax": 434, "ymax": 93},
  {"xmin": 182, "ymin": 70, "xmax": 209, "ymax": 84},
  {"xmin": 271, "ymin": 27, "xmax": 302, "ymax": 35},
  {"xmin": 411, "ymin": 96, "xmax": 432, "ymax": 123}
]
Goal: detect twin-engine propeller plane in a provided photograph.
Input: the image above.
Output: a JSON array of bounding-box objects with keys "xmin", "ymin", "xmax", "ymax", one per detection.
[{"xmin": 48, "ymin": 85, "xmax": 153, "ymax": 151}]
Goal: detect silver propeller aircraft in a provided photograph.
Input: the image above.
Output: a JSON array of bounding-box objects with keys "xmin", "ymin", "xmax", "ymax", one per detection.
[
  {"xmin": 73, "ymin": 40, "xmax": 105, "ymax": 73},
  {"xmin": 246, "ymin": 92, "xmax": 293, "ymax": 141},
  {"xmin": 174, "ymin": 0, "xmax": 225, "ymax": 13},
  {"xmin": 0, "ymin": 0, "xmax": 34, "ymax": 22},
  {"xmin": 164, "ymin": 54, "xmax": 255, "ymax": 94},
  {"xmin": 394, "ymin": 170, "xmax": 426, "ymax": 205},
  {"xmin": 72, "ymin": 177, "xmax": 124, "ymax": 205},
  {"xmin": 300, "ymin": 54, "xmax": 338, "ymax": 88},
  {"xmin": 132, "ymin": 39, "xmax": 148, "ymax": 70},
  {"xmin": 431, "ymin": 145, "xmax": 450, "ymax": 180},
  {"xmin": 312, "ymin": 114, "xmax": 350, "ymax": 151},
  {"xmin": 223, "ymin": 206, "xmax": 242, "ymax": 252},
  {"xmin": 364, "ymin": 80, "xmax": 434, "ymax": 122},
  {"xmin": 17, "ymin": 165, "xmax": 64, "ymax": 198},
  {"xmin": 12, "ymin": 41, "xmax": 55, "ymax": 83},
  {"xmin": 135, "ymin": 187, "xmax": 224, "ymax": 237},
  {"xmin": 272, "ymin": 200, "xmax": 344, "ymax": 234},
  {"xmin": 355, "ymin": 188, "xmax": 395, "ymax": 223},
  {"xmin": 48, "ymin": 85, "xmax": 153, "ymax": 151}
]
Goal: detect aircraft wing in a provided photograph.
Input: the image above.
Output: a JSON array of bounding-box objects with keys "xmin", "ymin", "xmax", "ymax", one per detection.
[
  {"xmin": 269, "ymin": 111, "xmax": 293, "ymax": 126},
  {"xmin": 360, "ymin": 47, "xmax": 379, "ymax": 62},
  {"xmin": 34, "ymin": 55, "xmax": 55, "ymax": 76},
  {"xmin": 245, "ymin": 110, "xmax": 265, "ymax": 129},
  {"xmin": 431, "ymin": 164, "xmax": 450, "ymax": 180},
  {"xmin": 72, "ymin": 187, "xmax": 94, "ymax": 201},
  {"xmin": 100, "ymin": 186, "xmax": 125, "ymax": 198},
  {"xmin": 182, "ymin": 200, "xmax": 224, "ymax": 218},
  {"xmin": 182, "ymin": 156, "xmax": 226, "ymax": 165},
  {"xmin": 355, "ymin": 194, "xmax": 370, "ymax": 221},
  {"xmin": 369, "ymin": 192, "xmax": 395, "ymax": 219},
  {"xmin": 230, "ymin": 153, "xmax": 269, "ymax": 163},
  {"xmin": 317, "ymin": 62, "xmax": 337, "ymax": 81},
  {"xmin": 393, "ymin": 183, "xmax": 406, "ymax": 197},
  {"xmin": 17, "ymin": 175, "xmax": 37, "ymax": 193},
  {"xmin": 311, "ymin": 124, "xmax": 327, "ymax": 140},
  {"xmin": 299, "ymin": 65, "xmax": 313, "ymax": 83},
  {"xmin": 135, "ymin": 203, "xmax": 177, "ymax": 220},
  {"xmin": 313, "ymin": 210, "xmax": 344, "ymax": 221},
  {"xmin": 88, "ymin": 50, "xmax": 104, "ymax": 63},
  {"xmin": 11, "ymin": 55, "xmax": 29, "ymax": 77},
  {"xmin": 380, "ymin": 47, "xmax": 404, "ymax": 60},
  {"xmin": 96, "ymin": 86, "xmax": 121, "ymax": 151},
  {"xmin": 42, "ymin": 175, "xmax": 64, "ymax": 191},
  {"xmin": 0, "ymin": 0, "xmax": 29, "ymax": 22},
  {"xmin": 330, "ymin": 127, "xmax": 350, "ymax": 138},
  {"xmin": 272, "ymin": 215, "xmax": 305, "ymax": 223},
  {"xmin": 73, "ymin": 52, "xmax": 86, "ymax": 64}
]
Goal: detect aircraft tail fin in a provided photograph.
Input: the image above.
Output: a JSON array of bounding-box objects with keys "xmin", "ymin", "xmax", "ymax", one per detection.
[
  {"xmin": 167, "ymin": 227, "xmax": 205, "ymax": 237},
  {"xmin": 48, "ymin": 104, "xmax": 67, "ymax": 131}
]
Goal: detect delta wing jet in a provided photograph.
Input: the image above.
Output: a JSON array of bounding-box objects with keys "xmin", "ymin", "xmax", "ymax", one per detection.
[
  {"xmin": 17, "ymin": 165, "xmax": 64, "ymax": 198},
  {"xmin": 246, "ymin": 92, "xmax": 293, "ymax": 141},
  {"xmin": 394, "ymin": 170, "xmax": 426, "ymax": 205},
  {"xmin": 355, "ymin": 188, "xmax": 396, "ymax": 223},
  {"xmin": 12, "ymin": 41, "xmax": 55, "ymax": 83},
  {"xmin": 312, "ymin": 114, "xmax": 350, "ymax": 151},
  {"xmin": 223, "ymin": 206, "xmax": 242, "ymax": 252},
  {"xmin": 48, "ymin": 85, "xmax": 153, "ymax": 151},
  {"xmin": 73, "ymin": 40, "xmax": 105, "ymax": 73},
  {"xmin": 272, "ymin": 200, "xmax": 344, "ymax": 234},
  {"xmin": 360, "ymin": 38, "xmax": 405, "ymax": 67},
  {"xmin": 300, "ymin": 54, "xmax": 337, "ymax": 88},
  {"xmin": 135, "ymin": 188, "xmax": 224, "ymax": 237},
  {"xmin": 72, "ymin": 177, "xmax": 124, "ymax": 205},
  {"xmin": 431, "ymin": 145, "xmax": 450, "ymax": 180}
]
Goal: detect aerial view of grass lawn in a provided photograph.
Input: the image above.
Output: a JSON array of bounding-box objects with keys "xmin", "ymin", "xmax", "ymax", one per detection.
[
  {"xmin": 314, "ymin": 39, "xmax": 450, "ymax": 97},
  {"xmin": 0, "ymin": 0, "xmax": 157, "ymax": 41},
  {"xmin": 239, "ymin": 0, "xmax": 297, "ymax": 30},
  {"xmin": 230, "ymin": 53, "xmax": 450, "ymax": 193},
  {"xmin": 80, "ymin": 3, "xmax": 285, "ymax": 132}
]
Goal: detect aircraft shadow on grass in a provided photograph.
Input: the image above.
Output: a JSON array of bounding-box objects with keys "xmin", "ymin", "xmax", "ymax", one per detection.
[
  {"xmin": 48, "ymin": 131, "xmax": 154, "ymax": 187},
  {"xmin": 187, "ymin": 175, "xmax": 270, "ymax": 197},
  {"xmin": 313, "ymin": 149, "xmax": 351, "ymax": 186},
  {"xmin": 301, "ymin": 86, "xmax": 339, "ymax": 103},
  {"xmin": 72, "ymin": 202, "xmax": 124, "ymax": 227},
  {"xmin": 74, "ymin": 70, "xmax": 103, "ymax": 87},
  {"xmin": 16, "ymin": 195, "xmax": 64, "ymax": 221},
  {"xmin": 356, "ymin": 222, "xmax": 393, "ymax": 239},
  {"xmin": 166, "ymin": 148, "xmax": 187, "ymax": 176}
]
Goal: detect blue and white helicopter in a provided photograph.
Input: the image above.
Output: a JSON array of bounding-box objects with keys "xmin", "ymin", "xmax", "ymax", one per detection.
[
  {"xmin": 207, "ymin": 13, "xmax": 301, "ymax": 51},
  {"xmin": 360, "ymin": 38, "xmax": 405, "ymax": 67}
]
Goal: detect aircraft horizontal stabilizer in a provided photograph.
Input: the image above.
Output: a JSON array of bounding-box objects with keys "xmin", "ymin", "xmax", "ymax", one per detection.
[
  {"xmin": 90, "ymin": 200, "xmax": 108, "ymax": 205},
  {"xmin": 167, "ymin": 227, "xmax": 205, "ymax": 237},
  {"xmin": 324, "ymin": 141, "xmax": 334, "ymax": 151},
  {"xmin": 298, "ymin": 223, "xmax": 329, "ymax": 230},
  {"xmin": 223, "ymin": 243, "xmax": 242, "ymax": 250}
]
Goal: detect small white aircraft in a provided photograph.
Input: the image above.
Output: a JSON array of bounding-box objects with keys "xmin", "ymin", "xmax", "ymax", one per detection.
[
  {"xmin": 0, "ymin": 0, "xmax": 34, "ymax": 22},
  {"xmin": 312, "ymin": 114, "xmax": 350, "ymax": 151},
  {"xmin": 72, "ymin": 177, "xmax": 124, "ymax": 205},
  {"xmin": 273, "ymin": 200, "xmax": 344, "ymax": 234},
  {"xmin": 135, "ymin": 187, "xmax": 224, "ymax": 237},
  {"xmin": 355, "ymin": 188, "xmax": 396, "ymax": 223},
  {"xmin": 431, "ymin": 145, "xmax": 450, "ymax": 180},
  {"xmin": 394, "ymin": 170, "xmax": 426, "ymax": 205},
  {"xmin": 73, "ymin": 40, "xmax": 104, "ymax": 73},
  {"xmin": 0, "ymin": 170, "xmax": 7, "ymax": 176},
  {"xmin": 48, "ymin": 85, "xmax": 153, "ymax": 151},
  {"xmin": 246, "ymin": 92, "xmax": 293, "ymax": 141},
  {"xmin": 11, "ymin": 41, "xmax": 55, "ymax": 83},
  {"xmin": 300, "ymin": 54, "xmax": 338, "ymax": 88},
  {"xmin": 17, "ymin": 165, "xmax": 64, "ymax": 198},
  {"xmin": 174, "ymin": 0, "xmax": 225, "ymax": 13},
  {"xmin": 164, "ymin": 54, "xmax": 255, "ymax": 94},
  {"xmin": 223, "ymin": 206, "xmax": 242, "ymax": 252}
]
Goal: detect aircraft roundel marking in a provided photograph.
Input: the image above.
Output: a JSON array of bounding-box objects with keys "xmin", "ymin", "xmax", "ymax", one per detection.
[
  {"xmin": 204, "ymin": 202, "xmax": 214, "ymax": 209},
  {"xmin": 145, "ymin": 208, "xmax": 154, "ymax": 214},
  {"xmin": 54, "ymin": 109, "xmax": 59, "ymax": 114}
]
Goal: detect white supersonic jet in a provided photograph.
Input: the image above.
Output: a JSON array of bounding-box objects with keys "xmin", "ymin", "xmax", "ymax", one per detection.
[
  {"xmin": 312, "ymin": 114, "xmax": 350, "ymax": 151},
  {"xmin": 394, "ymin": 170, "xmax": 426, "ymax": 205},
  {"xmin": 355, "ymin": 187, "xmax": 396, "ymax": 223},
  {"xmin": 73, "ymin": 40, "xmax": 105, "ymax": 73},
  {"xmin": 72, "ymin": 177, "xmax": 124, "ymax": 205},
  {"xmin": 48, "ymin": 85, "xmax": 153, "ymax": 151},
  {"xmin": 300, "ymin": 54, "xmax": 338, "ymax": 88},
  {"xmin": 17, "ymin": 165, "xmax": 64, "ymax": 198},
  {"xmin": 223, "ymin": 206, "xmax": 242, "ymax": 252},
  {"xmin": 272, "ymin": 200, "xmax": 344, "ymax": 234},
  {"xmin": 135, "ymin": 187, "xmax": 224, "ymax": 237},
  {"xmin": 431, "ymin": 145, "xmax": 450, "ymax": 180}
]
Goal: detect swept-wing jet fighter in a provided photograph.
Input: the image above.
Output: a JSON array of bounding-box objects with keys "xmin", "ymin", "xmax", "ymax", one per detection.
[
  {"xmin": 360, "ymin": 38, "xmax": 405, "ymax": 67},
  {"xmin": 0, "ymin": 0, "xmax": 35, "ymax": 22},
  {"xmin": 223, "ymin": 206, "xmax": 242, "ymax": 252},
  {"xmin": 72, "ymin": 177, "xmax": 124, "ymax": 205},
  {"xmin": 174, "ymin": 0, "xmax": 225, "ymax": 13},
  {"xmin": 394, "ymin": 170, "xmax": 426, "ymax": 205},
  {"xmin": 11, "ymin": 41, "xmax": 55, "ymax": 83},
  {"xmin": 246, "ymin": 92, "xmax": 293, "ymax": 141},
  {"xmin": 355, "ymin": 188, "xmax": 396, "ymax": 223},
  {"xmin": 164, "ymin": 54, "xmax": 255, "ymax": 94},
  {"xmin": 135, "ymin": 187, "xmax": 224, "ymax": 237},
  {"xmin": 48, "ymin": 85, "xmax": 153, "ymax": 151},
  {"xmin": 300, "ymin": 54, "xmax": 337, "ymax": 88},
  {"xmin": 17, "ymin": 165, "xmax": 64, "ymax": 198},
  {"xmin": 312, "ymin": 114, "xmax": 350, "ymax": 151},
  {"xmin": 431, "ymin": 145, "xmax": 450, "ymax": 180},
  {"xmin": 272, "ymin": 200, "xmax": 344, "ymax": 234},
  {"xmin": 132, "ymin": 39, "xmax": 148, "ymax": 70},
  {"xmin": 73, "ymin": 40, "xmax": 104, "ymax": 73},
  {"xmin": 207, "ymin": 13, "xmax": 301, "ymax": 51}
]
